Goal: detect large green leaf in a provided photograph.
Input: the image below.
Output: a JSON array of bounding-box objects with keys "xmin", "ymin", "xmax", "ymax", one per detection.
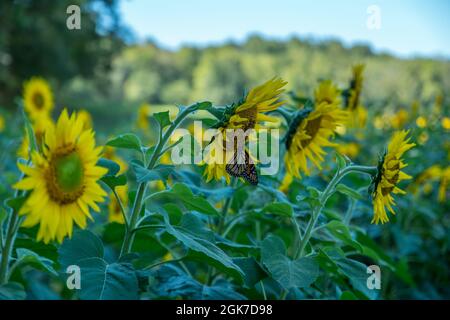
[
  {"xmin": 76, "ymin": 258, "xmax": 139, "ymax": 300},
  {"xmin": 155, "ymin": 183, "xmax": 219, "ymax": 216},
  {"xmin": 58, "ymin": 230, "xmax": 104, "ymax": 269},
  {"xmin": 261, "ymin": 202, "xmax": 293, "ymax": 217},
  {"xmin": 106, "ymin": 133, "xmax": 142, "ymax": 152},
  {"xmin": 58, "ymin": 230, "xmax": 139, "ymax": 300},
  {"xmin": 14, "ymin": 248, "xmax": 58, "ymax": 276},
  {"xmin": 261, "ymin": 235, "xmax": 319, "ymax": 289},
  {"xmin": 162, "ymin": 212, "xmax": 244, "ymax": 282},
  {"xmin": 153, "ymin": 111, "xmax": 172, "ymax": 129},
  {"xmin": 154, "ymin": 265, "xmax": 245, "ymax": 300},
  {"xmin": 132, "ymin": 161, "xmax": 173, "ymax": 183},
  {"xmin": 325, "ymin": 220, "xmax": 363, "ymax": 252},
  {"xmin": 101, "ymin": 174, "xmax": 127, "ymax": 189},
  {"xmin": 0, "ymin": 282, "xmax": 26, "ymax": 300}
]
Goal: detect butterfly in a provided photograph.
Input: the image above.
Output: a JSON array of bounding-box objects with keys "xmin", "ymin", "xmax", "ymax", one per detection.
[{"xmin": 226, "ymin": 148, "xmax": 258, "ymax": 186}]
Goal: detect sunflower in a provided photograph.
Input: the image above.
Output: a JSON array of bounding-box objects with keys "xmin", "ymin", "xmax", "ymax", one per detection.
[
  {"xmin": 344, "ymin": 64, "xmax": 367, "ymax": 128},
  {"xmin": 17, "ymin": 115, "xmax": 55, "ymax": 159},
  {"xmin": 203, "ymin": 77, "xmax": 287, "ymax": 184},
  {"xmin": 137, "ymin": 103, "xmax": 151, "ymax": 130},
  {"xmin": 336, "ymin": 142, "xmax": 360, "ymax": 159},
  {"xmin": 370, "ymin": 130, "xmax": 415, "ymax": 224},
  {"xmin": 390, "ymin": 109, "xmax": 409, "ymax": 129},
  {"xmin": 284, "ymin": 87, "xmax": 348, "ymax": 178},
  {"xmin": 14, "ymin": 109, "xmax": 107, "ymax": 243},
  {"xmin": 414, "ymin": 165, "xmax": 449, "ymax": 202},
  {"xmin": 23, "ymin": 77, "xmax": 54, "ymax": 120},
  {"xmin": 315, "ymin": 80, "xmax": 342, "ymax": 106}
]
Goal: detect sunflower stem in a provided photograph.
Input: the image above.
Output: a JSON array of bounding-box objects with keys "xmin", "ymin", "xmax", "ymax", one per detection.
[
  {"xmin": 0, "ymin": 209, "xmax": 19, "ymax": 284},
  {"xmin": 119, "ymin": 104, "xmax": 200, "ymax": 258},
  {"xmin": 280, "ymin": 164, "xmax": 376, "ymax": 299},
  {"xmin": 217, "ymin": 177, "xmax": 238, "ymax": 235}
]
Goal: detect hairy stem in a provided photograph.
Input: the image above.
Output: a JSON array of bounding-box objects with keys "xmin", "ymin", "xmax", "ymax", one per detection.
[{"xmin": 119, "ymin": 104, "xmax": 199, "ymax": 258}]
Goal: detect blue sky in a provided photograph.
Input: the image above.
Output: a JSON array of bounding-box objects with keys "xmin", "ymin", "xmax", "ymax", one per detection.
[{"xmin": 119, "ymin": 0, "xmax": 450, "ymax": 58}]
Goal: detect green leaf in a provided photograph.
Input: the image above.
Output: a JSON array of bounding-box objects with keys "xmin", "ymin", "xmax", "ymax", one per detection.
[
  {"xmin": 233, "ymin": 257, "xmax": 267, "ymax": 287},
  {"xmin": 325, "ymin": 220, "xmax": 363, "ymax": 252},
  {"xmin": 335, "ymin": 152, "xmax": 348, "ymax": 170},
  {"xmin": 335, "ymin": 258, "xmax": 377, "ymax": 300},
  {"xmin": 153, "ymin": 111, "xmax": 172, "ymax": 129},
  {"xmin": 14, "ymin": 248, "xmax": 58, "ymax": 276},
  {"xmin": 77, "ymin": 258, "xmax": 139, "ymax": 300},
  {"xmin": 335, "ymin": 184, "xmax": 362, "ymax": 200},
  {"xmin": 97, "ymin": 158, "xmax": 120, "ymax": 176},
  {"xmin": 58, "ymin": 230, "xmax": 139, "ymax": 300},
  {"xmin": 21, "ymin": 107, "xmax": 38, "ymax": 154},
  {"xmin": 162, "ymin": 212, "xmax": 244, "ymax": 282},
  {"xmin": 5, "ymin": 196, "xmax": 27, "ymax": 212},
  {"xmin": 106, "ymin": 133, "xmax": 142, "ymax": 152},
  {"xmin": 0, "ymin": 282, "xmax": 26, "ymax": 300},
  {"xmin": 101, "ymin": 174, "xmax": 127, "ymax": 189},
  {"xmin": 262, "ymin": 202, "xmax": 293, "ymax": 217},
  {"xmin": 340, "ymin": 291, "xmax": 358, "ymax": 300},
  {"xmin": 131, "ymin": 161, "xmax": 173, "ymax": 184},
  {"xmin": 0, "ymin": 207, "xmax": 7, "ymax": 225},
  {"xmin": 155, "ymin": 265, "xmax": 245, "ymax": 300},
  {"xmin": 58, "ymin": 230, "xmax": 104, "ymax": 269},
  {"xmin": 261, "ymin": 235, "xmax": 319, "ymax": 289},
  {"xmin": 157, "ymin": 183, "xmax": 219, "ymax": 216}
]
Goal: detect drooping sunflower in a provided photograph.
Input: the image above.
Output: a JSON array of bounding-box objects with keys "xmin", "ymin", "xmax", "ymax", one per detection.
[
  {"xmin": 370, "ymin": 130, "xmax": 415, "ymax": 224},
  {"xmin": 284, "ymin": 82, "xmax": 348, "ymax": 178},
  {"xmin": 17, "ymin": 115, "xmax": 55, "ymax": 159},
  {"xmin": 203, "ymin": 77, "xmax": 287, "ymax": 184},
  {"xmin": 344, "ymin": 64, "xmax": 367, "ymax": 128},
  {"xmin": 14, "ymin": 109, "xmax": 107, "ymax": 243},
  {"xmin": 23, "ymin": 77, "xmax": 54, "ymax": 120}
]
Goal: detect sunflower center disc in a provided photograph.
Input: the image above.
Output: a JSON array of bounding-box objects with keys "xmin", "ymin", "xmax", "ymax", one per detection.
[
  {"xmin": 32, "ymin": 92, "xmax": 45, "ymax": 109},
  {"xmin": 54, "ymin": 152, "xmax": 84, "ymax": 192}
]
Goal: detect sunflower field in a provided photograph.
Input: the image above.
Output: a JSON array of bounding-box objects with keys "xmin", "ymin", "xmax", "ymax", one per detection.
[{"xmin": 0, "ymin": 1, "xmax": 449, "ymax": 302}]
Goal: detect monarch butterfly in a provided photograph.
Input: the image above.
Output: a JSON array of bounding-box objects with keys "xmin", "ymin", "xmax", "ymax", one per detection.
[{"xmin": 226, "ymin": 148, "xmax": 258, "ymax": 185}]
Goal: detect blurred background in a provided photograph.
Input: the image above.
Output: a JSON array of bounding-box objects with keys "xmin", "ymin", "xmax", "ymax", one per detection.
[{"xmin": 0, "ymin": 0, "xmax": 449, "ymax": 131}]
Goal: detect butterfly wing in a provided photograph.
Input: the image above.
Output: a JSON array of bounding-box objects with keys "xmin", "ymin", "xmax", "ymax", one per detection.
[{"xmin": 226, "ymin": 149, "xmax": 258, "ymax": 185}]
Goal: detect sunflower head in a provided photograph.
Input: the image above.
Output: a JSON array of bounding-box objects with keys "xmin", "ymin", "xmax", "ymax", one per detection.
[
  {"xmin": 370, "ymin": 130, "xmax": 415, "ymax": 224},
  {"xmin": 23, "ymin": 77, "xmax": 54, "ymax": 120},
  {"xmin": 203, "ymin": 78, "xmax": 287, "ymax": 184},
  {"xmin": 284, "ymin": 98, "xmax": 348, "ymax": 178},
  {"xmin": 314, "ymin": 80, "xmax": 341, "ymax": 106},
  {"xmin": 14, "ymin": 109, "xmax": 107, "ymax": 243},
  {"xmin": 213, "ymin": 77, "xmax": 287, "ymax": 131},
  {"xmin": 344, "ymin": 64, "xmax": 366, "ymax": 127}
]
